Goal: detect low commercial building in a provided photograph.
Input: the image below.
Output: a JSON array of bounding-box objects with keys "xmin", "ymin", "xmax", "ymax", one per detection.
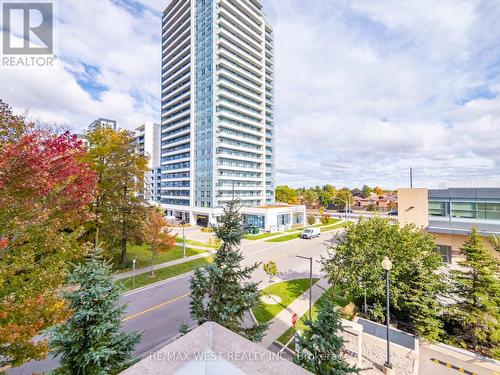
[
  {"xmin": 165, "ymin": 203, "xmax": 306, "ymax": 232},
  {"xmin": 398, "ymin": 187, "xmax": 500, "ymax": 264}
]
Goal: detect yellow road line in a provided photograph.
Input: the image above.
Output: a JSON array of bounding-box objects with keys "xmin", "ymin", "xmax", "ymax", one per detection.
[{"xmin": 122, "ymin": 292, "xmax": 190, "ymax": 322}]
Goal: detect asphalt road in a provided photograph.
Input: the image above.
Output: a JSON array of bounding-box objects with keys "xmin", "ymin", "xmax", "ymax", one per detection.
[{"xmin": 8, "ymin": 229, "xmax": 338, "ymax": 374}]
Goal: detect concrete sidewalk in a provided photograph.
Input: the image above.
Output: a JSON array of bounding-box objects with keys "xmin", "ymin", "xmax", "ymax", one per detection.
[
  {"xmin": 260, "ymin": 278, "xmax": 330, "ymax": 348},
  {"xmin": 113, "ymin": 251, "xmax": 215, "ymax": 281}
]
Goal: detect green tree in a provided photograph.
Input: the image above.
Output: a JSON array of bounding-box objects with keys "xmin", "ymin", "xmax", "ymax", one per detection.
[
  {"xmin": 360, "ymin": 185, "xmax": 372, "ymax": 198},
  {"xmin": 334, "ymin": 188, "xmax": 353, "ymax": 208},
  {"xmin": 367, "ymin": 203, "xmax": 377, "ymax": 212},
  {"xmin": 45, "ymin": 246, "xmax": 141, "ymax": 374},
  {"xmin": 302, "ymin": 189, "xmax": 319, "ymax": 208},
  {"xmin": 0, "ymin": 99, "xmax": 31, "ymax": 147},
  {"xmin": 86, "ymin": 127, "xmax": 150, "ymax": 266},
  {"xmin": 321, "ymin": 217, "xmax": 445, "ymax": 340},
  {"xmin": 447, "ymin": 229, "xmax": 500, "ymax": 357},
  {"xmin": 263, "ymin": 260, "xmax": 279, "ymax": 283},
  {"xmin": 275, "ymin": 185, "xmax": 298, "ymax": 204},
  {"xmin": 189, "ymin": 199, "xmax": 268, "ymax": 342},
  {"xmin": 318, "ymin": 184, "xmax": 336, "ymax": 208},
  {"xmin": 294, "ymin": 297, "xmax": 358, "ymax": 375}
]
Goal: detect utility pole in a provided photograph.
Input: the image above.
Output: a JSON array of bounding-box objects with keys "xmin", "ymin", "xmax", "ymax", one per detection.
[{"xmin": 410, "ymin": 167, "xmax": 413, "ymax": 188}]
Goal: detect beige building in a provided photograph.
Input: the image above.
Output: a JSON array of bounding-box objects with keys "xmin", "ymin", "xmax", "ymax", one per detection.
[{"xmin": 397, "ymin": 187, "xmax": 499, "ymax": 263}]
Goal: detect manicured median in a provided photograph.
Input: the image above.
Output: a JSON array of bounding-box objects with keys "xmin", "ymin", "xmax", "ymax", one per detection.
[
  {"xmin": 176, "ymin": 238, "xmax": 219, "ymax": 249},
  {"xmin": 245, "ymin": 231, "xmax": 283, "ymax": 240},
  {"xmin": 252, "ymin": 278, "xmax": 319, "ymax": 324},
  {"xmin": 111, "ymin": 244, "xmax": 208, "ymax": 272},
  {"xmin": 116, "ymin": 256, "xmax": 214, "ymax": 292},
  {"xmin": 265, "ymin": 221, "xmax": 345, "ymax": 243},
  {"xmin": 285, "ymin": 218, "xmax": 341, "ymax": 232},
  {"xmin": 265, "ymin": 232, "xmax": 302, "ymax": 242},
  {"xmin": 277, "ymin": 286, "xmax": 350, "ymax": 348}
]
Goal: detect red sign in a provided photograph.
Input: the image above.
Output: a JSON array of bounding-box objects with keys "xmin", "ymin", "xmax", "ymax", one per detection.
[{"xmin": 292, "ymin": 313, "xmax": 298, "ymax": 326}]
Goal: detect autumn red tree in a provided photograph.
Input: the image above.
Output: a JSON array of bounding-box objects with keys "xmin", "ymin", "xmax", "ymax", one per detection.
[
  {"xmin": 0, "ymin": 106, "xmax": 97, "ymax": 368},
  {"xmin": 143, "ymin": 207, "xmax": 176, "ymax": 276}
]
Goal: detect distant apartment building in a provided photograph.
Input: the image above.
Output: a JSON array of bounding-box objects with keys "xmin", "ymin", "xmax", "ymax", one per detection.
[
  {"xmin": 398, "ymin": 186, "xmax": 500, "ymax": 264},
  {"xmin": 134, "ymin": 122, "xmax": 162, "ymax": 203},
  {"xmin": 87, "ymin": 117, "xmax": 117, "ymax": 132},
  {"xmin": 158, "ymin": 0, "xmax": 303, "ymax": 229}
]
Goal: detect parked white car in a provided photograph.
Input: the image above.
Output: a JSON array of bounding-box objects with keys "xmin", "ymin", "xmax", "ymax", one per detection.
[{"xmin": 301, "ymin": 227, "xmax": 321, "ymax": 239}]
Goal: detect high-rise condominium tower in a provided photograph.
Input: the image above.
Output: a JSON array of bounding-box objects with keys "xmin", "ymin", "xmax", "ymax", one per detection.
[{"xmin": 161, "ymin": 0, "xmax": 275, "ymax": 225}]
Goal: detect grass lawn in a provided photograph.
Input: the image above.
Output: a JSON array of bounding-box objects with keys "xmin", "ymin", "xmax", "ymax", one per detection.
[
  {"xmin": 321, "ymin": 222, "xmax": 346, "ymax": 232},
  {"xmin": 110, "ymin": 243, "xmax": 208, "ymax": 272},
  {"xmin": 288, "ymin": 218, "xmax": 341, "ymax": 232},
  {"xmin": 176, "ymin": 238, "xmax": 219, "ymax": 249},
  {"xmin": 265, "ymin": 221, "xmax": 345, "ymax": 243},
  {"xmin": 265, "ymin": 232, "xmax": 302, "ymax": 242},
  {"xmin": 245, "ymin": 231, "xmax": 284, "ymax": 240},
  {"xmin": 116, "ymin": 256, "xmax": 213, "ymax": 292},
  {"xmin": 277, "ymin": 286, "xmax": 351, "ymax": 349},
  {"xmin": 252, "ymin": 278, "xmax": 319, "ymax": 324}
]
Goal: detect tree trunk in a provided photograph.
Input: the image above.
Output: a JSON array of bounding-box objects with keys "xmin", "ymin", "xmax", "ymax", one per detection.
[{"xmin": 120, "ymin": 238, "xmax": 127, "ymax": 266}]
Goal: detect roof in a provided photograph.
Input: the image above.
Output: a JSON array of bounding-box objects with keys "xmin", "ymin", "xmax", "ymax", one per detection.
[{"xmin": 120, "ymin": 322, "xmax": 311, "ymax": 375}]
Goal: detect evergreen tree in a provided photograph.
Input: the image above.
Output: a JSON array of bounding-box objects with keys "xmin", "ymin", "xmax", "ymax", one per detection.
[
  {"xmin": 45, "ymin": 246, "xmax": 141, "ymax": 374},
  {"xmin": 294, "ymin": 297, "xmax": 358, "ymax": 375},
  {"xmin": 189, "ymin": 199, "xmax": 268, "ymax": 342},
  {"xmin": 448, "ymin": 228, "xmax": 500, "ymax": 357},
  {"xmin": 399, "ymin": 257, "xmax": 445, "ymax": 341}
]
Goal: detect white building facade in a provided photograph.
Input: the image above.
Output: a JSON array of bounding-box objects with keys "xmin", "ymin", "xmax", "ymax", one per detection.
[
  {"xmin": 135, "ymin": 122, "xmax": 162, "ymax": 203},
  {"xmin": 87, "ymin": 117, "xmax": 117, "ymax": 132},
  {"xmin": 159, "ymin": 0, "xmax": 297, "ymax": 229}
]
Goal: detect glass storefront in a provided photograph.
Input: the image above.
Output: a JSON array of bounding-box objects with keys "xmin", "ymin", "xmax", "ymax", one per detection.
[
  {"xmin": 429, "ymin": 199, "xmax": 500, "ymax": 221},
  {"xmin": 243, "ymin": 214, "xmax": 265, "ymax": 229},
  {"xmin": 277, "ymin": 213, "xmax": 290, "ymax": 225}
]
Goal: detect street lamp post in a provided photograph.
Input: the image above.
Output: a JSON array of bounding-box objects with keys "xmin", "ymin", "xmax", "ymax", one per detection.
[
  {"xmin": 181, "ymin": 220, "xmax": 186, "ymax": 258},
  {"xmin": 296, "ymin": 255, "xmax": 313, "ymax": 321},
  {"xmin": 132, "ymin": 258, "xmax": 136, "ymax": 288},
  {"xmin": 381, "ymin": 256, "xmax": 393, "ymax": 375}
]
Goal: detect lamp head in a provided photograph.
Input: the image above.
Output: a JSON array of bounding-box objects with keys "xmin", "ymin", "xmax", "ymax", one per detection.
[{"xmin": 381, "ymin": 256, "xmax": 392, "ymax": 271}]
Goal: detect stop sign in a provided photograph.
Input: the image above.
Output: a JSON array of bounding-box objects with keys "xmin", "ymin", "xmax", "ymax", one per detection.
[{"xmin": 292, "ymin": 313, "xmax": 298, "ymax": 325}]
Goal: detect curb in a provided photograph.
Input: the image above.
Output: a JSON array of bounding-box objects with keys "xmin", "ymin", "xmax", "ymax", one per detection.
[
  {"xmin": 122, "ymin": 271, "xmax": 196, "ymax": 296},
  {"xmin": 114, "ymin": 251, "xmax": 214, "ymax": 281}
]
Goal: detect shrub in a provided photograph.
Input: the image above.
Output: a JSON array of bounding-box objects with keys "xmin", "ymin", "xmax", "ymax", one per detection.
[
  {"xmin": 320, "ymin": 214, "xmax": 330, "ymax": 225},
  {"xmin": 307, "ymin": 214, "xmax": 316, "ymax": 225}
]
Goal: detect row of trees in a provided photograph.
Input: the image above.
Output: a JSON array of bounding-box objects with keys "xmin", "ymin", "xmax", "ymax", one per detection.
[
  {"xmin": 276, "ymin": 184, "xmax": 392, "ymax": 209},
  {"xmin": 0, "ymin": 100, "xmax": 175, "ymax": 369},
  {"xmin": 187, "ymin": 200, "xmax": 358, "ymax": 374},
  {"xmin": 321, "ymin": 218, "xmax": 499, "ymax": 358}
]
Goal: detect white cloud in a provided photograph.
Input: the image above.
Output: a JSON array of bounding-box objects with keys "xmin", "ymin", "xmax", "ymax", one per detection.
[
  {"xmin": 0, "ymin": 0, "xmax": 160, "ymax": 131},
  {"xmin": 264, "ymin": 0, "xmax": 500, "ymax": 188},
  {"xmin": 1, "ymin": 0, "xmax": 499, "ymax": 188}
]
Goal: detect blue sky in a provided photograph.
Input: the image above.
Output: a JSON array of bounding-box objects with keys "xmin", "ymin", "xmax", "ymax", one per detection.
[{"xmin": 1, "ymin": 0, "xmax": 500, "ymax": 188}]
